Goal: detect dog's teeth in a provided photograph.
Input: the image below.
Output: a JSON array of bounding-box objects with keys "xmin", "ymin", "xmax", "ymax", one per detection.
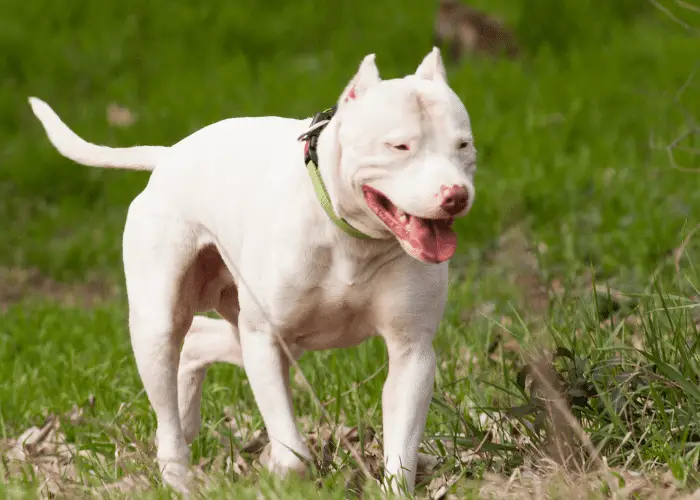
[{"xmin": 398, "ymin": 211, "xmax": 409, "ymax": 223}]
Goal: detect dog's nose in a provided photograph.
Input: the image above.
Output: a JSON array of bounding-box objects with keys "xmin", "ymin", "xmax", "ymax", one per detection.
[{"xmin": 439, "ymin": 184, "xmax": 469, "ymax": 215}]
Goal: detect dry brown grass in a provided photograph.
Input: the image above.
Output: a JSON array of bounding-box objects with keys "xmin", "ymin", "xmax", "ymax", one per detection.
[{"xmin": 0, "ymin": 267, "xmax": 118, "ymax": 311}]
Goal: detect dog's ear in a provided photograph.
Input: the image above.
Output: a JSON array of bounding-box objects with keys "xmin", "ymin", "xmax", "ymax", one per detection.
[
  {"xmin": 415, "ymin": 47, "xmax": 447, "ymax": 81},
  {"xmin": 338, "ymin": 54, "xmax": 381, "ymax": 106}
]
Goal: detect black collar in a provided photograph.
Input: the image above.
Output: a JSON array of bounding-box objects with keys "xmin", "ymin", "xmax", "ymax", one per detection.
[{"xmin": 298, "ymin": 104, "xmax": 338, "ymax": 166}]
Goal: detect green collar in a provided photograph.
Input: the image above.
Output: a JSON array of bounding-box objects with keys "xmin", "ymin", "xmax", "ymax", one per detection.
[
  {"xmin": 298, "ymin": 106, "xmax": 373, "ymax": 240},
  {"xmin": 304, "ymin": 158, "xmax": 372, "ymax": 239}
]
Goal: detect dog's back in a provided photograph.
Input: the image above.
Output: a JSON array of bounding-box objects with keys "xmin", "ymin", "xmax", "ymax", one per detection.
[{"xmin": 434, "ymin": 0, "xmax": 519, "ymax": 62}]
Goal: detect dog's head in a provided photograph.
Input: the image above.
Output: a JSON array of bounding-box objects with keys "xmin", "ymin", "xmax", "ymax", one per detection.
[{"xmin": 318, "ymin": 48, "xmax": 476, "ymax": 264}]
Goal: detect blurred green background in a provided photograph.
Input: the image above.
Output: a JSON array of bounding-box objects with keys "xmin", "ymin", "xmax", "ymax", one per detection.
[{"xmin": 1, "ymin": 0, "xmax": 697, "ymax": 287}]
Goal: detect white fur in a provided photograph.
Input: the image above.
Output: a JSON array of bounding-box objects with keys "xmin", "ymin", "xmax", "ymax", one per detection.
[
  {"xmin": 28, "ymin": 97, "xmax": 168, "ymax": 170},
  {"xmin": 28, "ymin": 48, "xmax": 476, "ymax": 496}
]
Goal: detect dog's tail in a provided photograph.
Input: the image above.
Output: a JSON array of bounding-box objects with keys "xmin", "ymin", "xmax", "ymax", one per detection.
[{"xmin": 28, "ymin": 97, "xmax": 168, "ymax": 171}]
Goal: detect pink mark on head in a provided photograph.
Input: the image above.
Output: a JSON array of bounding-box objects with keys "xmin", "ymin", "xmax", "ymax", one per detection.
[
  {"xmin": 344, "ymin": 86, "xmax": 357, "ymax": 103},
  {"xmin": 304, "ymin": 141, "xmax": 310, "ymax": 157}
]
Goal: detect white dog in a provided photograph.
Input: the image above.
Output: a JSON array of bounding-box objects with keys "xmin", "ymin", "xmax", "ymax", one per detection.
[{"xmin": 28, "ymin": 48, "xmax": 476, "ymax": 495}]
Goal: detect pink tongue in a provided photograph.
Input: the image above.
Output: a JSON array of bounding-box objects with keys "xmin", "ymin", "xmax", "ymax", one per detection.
[{"xmin": 405, "ymin": 217, "xmax": 457, "ymax": 263}]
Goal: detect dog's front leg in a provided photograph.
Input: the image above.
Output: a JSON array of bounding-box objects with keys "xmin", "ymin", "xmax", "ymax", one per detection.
[
  {"xmin": 381, "ymin": 337, "xmax": 436, "ymax": 495},
  {"xmin": 239, "ymin": 323, "xmax": 311, "ymax": 476}
]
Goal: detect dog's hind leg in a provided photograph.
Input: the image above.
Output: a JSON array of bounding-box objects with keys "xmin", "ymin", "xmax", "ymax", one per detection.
[
  {"xmin": 178, "ymin": 313, "xmax": 305, "ymax": 445},
  {"xmin": 178, "ymin": 315, "xmax": 242, "ymax": 445},
  {"xmin": 122, "ymin": 195, "xmax": 200, "ymax": 494}
]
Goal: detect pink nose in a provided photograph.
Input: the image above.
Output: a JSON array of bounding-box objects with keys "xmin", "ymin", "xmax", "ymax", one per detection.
[{"xmin": 439, "ymin": 184, "xmax": 469, "ymax": 215}]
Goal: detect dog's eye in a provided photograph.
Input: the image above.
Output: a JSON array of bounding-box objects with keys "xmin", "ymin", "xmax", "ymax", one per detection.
[
  {"xmin": 458, "ymin": 140, "xmax": 470, "ymax": 150},
  {"xmin": 393, "ymin": 144, "xmax": 410, "ymax": 151}
]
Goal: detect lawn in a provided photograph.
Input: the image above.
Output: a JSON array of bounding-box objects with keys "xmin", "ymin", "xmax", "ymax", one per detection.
[{"xmin": 1, "ymin": 0, "xmax": 699, "ymax": 498}]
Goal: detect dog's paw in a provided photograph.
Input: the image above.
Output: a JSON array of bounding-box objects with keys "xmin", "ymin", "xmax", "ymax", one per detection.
[
  {"xmin": 159, "ymin": 458, "xmax": 194, "ymax": 496},
  {"xmin": 259, "ymin": 442, "xmax": 310, "ymax": 478},
  {"xmin": 381, "ymin": 471, "xmax": 413, "ymax": 498}
]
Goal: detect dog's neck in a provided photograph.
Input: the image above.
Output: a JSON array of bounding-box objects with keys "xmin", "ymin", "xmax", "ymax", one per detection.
[
  {"xmin": 308, "ymin": 115, "xmax": 402, "ymax": 265},
  {"xmin": 314, "ymin": 117, "xmax": 376, "ymax": 236}
]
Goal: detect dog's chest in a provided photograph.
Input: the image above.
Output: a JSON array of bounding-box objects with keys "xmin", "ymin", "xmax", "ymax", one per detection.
[
  {"xmin": 273, "ymin": 255, "xmax": 383, "ymax": 351},
  {"xmin": 287, "ymin": 286, "xmax": 373, "ymax": 351}
]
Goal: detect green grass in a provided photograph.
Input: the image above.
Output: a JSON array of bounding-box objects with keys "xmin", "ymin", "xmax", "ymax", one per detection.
[{"xmin": 1, "ymin": 0, "xmax": 700, "ymax": 498}]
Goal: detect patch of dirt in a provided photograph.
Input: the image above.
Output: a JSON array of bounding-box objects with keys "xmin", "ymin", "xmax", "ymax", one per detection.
[
  {"xmin": 4, "ymin": 401, "xmax": 697, "ymax": 499},
  {"xmin": 0, "ymin": 411, "xmax": 118, "ymax": 498},
  {"xmin": 1, "ymin": 402, "xmax": 440, "ymax": 498},
  {"xmin": 106, "ymin": 103, "xmax": 137, "ymax": 128},
  {"xmin": 478, "ymin": 465, "xmax": 700, "ymax": 500},
  {"xmin": 0, "ymin": 267, "xmax": 119, "ymax": 311},
  {"xmin": 490, "ymin": 224, "xmax": 550, "ymax": 319},
  {"xmin": 460, "ymin": 223, "xmax": 550, "ymax": 331}
]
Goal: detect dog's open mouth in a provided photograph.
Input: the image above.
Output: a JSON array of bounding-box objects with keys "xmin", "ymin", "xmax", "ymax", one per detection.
[{"xmin": 362, "ymin": 185, "xmax": 457, "ymax": 263}]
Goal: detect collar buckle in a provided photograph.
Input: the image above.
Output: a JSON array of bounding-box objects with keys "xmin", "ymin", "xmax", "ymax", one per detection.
[{"xmin": 297, "ymin": 105, "xmax": 338, "ymax": 166}]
